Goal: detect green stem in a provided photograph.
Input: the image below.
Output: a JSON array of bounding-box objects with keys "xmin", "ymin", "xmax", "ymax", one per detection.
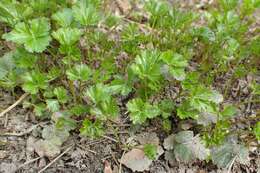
[
  {"xmin": 144, "ymin": 78, "xmax": 148, "ymax": 101},
  {"xmin": 150, "ymin": 17, "xmax": 157, "ymax": 45},
  {"xmin": 69, "ymin": 80, "xmax": 77, "ymax": 103},
  {"xmin": 78, "ymin": 81, "xmax": 83, "ymax": 103},
  {"xmin": 223, "ymin": 54, "xmax": 244, "ymax": 99}
]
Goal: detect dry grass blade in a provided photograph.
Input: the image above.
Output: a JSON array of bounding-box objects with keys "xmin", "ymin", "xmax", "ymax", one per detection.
[
  {"xmin": 119, "ymin": 150, "xmax": 126, "ymax": 173},
  {"xmin": 38, "ymin": 145, "xmax": 73, "ymax": 173}
]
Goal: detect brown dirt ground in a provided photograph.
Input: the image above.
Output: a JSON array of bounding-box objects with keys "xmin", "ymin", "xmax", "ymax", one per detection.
[{"xmin": 0, "ymin": 1, "xmax": 260, "ymax": 173}]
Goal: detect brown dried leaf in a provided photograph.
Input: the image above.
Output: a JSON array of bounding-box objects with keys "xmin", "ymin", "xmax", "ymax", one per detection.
[
  {"xmin": 104, "ymin": 160, "xmax": 113, "ymax": 173},
  {"xmin": 120, "ymin": 148, "xmax": 152, "ymax": 172},
  {"xmin": 115, "ymin": 0, "xmax": 131, "ymax": 14},
  {"xmin": 163, "ymin": 134, "xmax": 175, "ymax": 150},
  {"xmin": 164, "ymin": 150, "xmax": 176, "ymax": 166},
  {"xmin": 34, "ymin": 139, "xmax": 60, "ymax": 158}
]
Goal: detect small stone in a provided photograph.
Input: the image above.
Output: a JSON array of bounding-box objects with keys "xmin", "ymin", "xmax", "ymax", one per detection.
[
  {"xmin": 38, "ymin": 158, "xmax": 46, "ymax": 168},
  {"xmin": 0, "ymin": 150, "xmax": 8, "ymax": 159},
  {"xmin": 26, "ymin": 136, "xmax": 37, "ymax": 153},
  {"xmin": 120, "ymin": 148, "xmax": 152, "ymax": 172},
  {"xmin": 136, "ymin": 132, "xmax": 159, "ymax": 145}
]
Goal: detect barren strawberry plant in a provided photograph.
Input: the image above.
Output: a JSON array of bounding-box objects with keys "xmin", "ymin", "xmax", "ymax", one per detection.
[{"xmin": 0, "ymin": 0, "xmax": 259, "ymax": 172}]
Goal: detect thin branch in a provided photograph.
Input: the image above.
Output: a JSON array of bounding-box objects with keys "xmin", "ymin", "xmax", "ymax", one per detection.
[
  {"xmin": 227, "ymin": 155, "xmax": 237, "ymax": 173},
  {"xmin": 0, "ymin": 124, "xmax": 38, "ymax": 137},
  {"xmin": 102, "ymin": 135, "xmax": 118, "ymax": 143},
  {"xmin": 0, "ymin": 93, "xmax": 29, "ymax": 117},
  {"xmin": 119, "ymin": 150, "xmax": 126, "ymax": 173},
  {"xmin": 18, "ymin": 156, "xmax": 42, "ymax": 169},
  {"xmin": 38, "ymin": 145, "xmax": 73, "ymax": 173},
  {"xmin": 76, "ymin": 144, "xmax": 97, "ymax": 154}
]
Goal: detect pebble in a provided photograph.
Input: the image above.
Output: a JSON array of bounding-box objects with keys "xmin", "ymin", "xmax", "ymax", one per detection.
[{"xmin": 0, "ymin": 150, "xmax": 8, "ymax": 159}]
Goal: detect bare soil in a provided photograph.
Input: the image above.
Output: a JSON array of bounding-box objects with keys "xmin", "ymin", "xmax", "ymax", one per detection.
[{"xmin": 0, "ymin": 1, "xmax": 260, "ymax": 173}]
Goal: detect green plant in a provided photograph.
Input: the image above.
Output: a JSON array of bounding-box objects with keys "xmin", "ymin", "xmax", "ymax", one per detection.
[
  {"xmin": 173, "ymin": 131, "xmax": 210, "ymax": 162},
  {"xmin": 126, "ymin": 98, "xmax": 160, "ymax": 124},
  {"xmin": 253, "ymin": 122, "xmax": 260, "ymax": 141},
  {"xmin": 160, "ymin": 51, "xmax": 188, "ymax": 81},
  {"xmin": 3, "ymin": 17, "xmax": 51, "ymax": 52},
  {"xmin": 130, "ymin": 50, "xmax": 162, "ymax": 94},
  {"xmin": 0, "ymin": 0, "xmax": 259, "ymax": 168},
  {"xmin": 85, "ymin": 83, "xmax": 119, "ymax": 120},
  {"xmin": 143, "ymin": 144, "xmax": 157, "ymax": 160},
  {"xmin": 22, "ymin": 70, "xmax": 48, "ymax": 94},
  {"xmin": 80, "ymin": 119, "xmax": 104, "ymax": 139}
]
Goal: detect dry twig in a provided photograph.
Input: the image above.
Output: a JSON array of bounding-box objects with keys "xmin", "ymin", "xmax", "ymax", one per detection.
[
  {"xmin": 38, "ymin": 145, "xmax": 73, "ymax": 173},
  {"xmin": 102, "ymin": 135, "xmax": 119, "ymax": 143},
  {"xmin": 18, "ymin": 156, "xmax": 42, "ymax": 169},
  {"xmin": 0, "ymin": 93, "xmax": 29, "ymax": 117},
  {"xmin": 76, "ymin": 144, "xmax": 97, "ymax": 154},
  {"xmin": 0, "ymin": 124, "xmax": 38, "ymax": 136},
  {"xmin": 119, "ymin": 150, "xmax": 126, "ymax": 173}
]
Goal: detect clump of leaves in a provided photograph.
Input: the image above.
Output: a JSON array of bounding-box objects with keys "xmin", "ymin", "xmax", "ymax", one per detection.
[
  {"xmin": 34, "ymin": 125, "xmax": 70, "ymax": 158},
  {"xmin": 126, "ymin": 98, "xmax": 160, "ymax": 124},
  {"xmin": 130, "ymin": 50, "xmax": 162, "ymax": 93},
  {"xmin": 66, "ymin": 64, "xmax": 91, "ymax": 81},
  {"xmin": 163, "ymin": 131, "xmax": 210, "ymax": 162},
  {"xmin": 51, "ymin": 8, "xmax": 74, "ymax": 27},
  {"xmin": 80, "ymin": 119, "xmax": 104, "ymax": 139},
  {"xmin": 22, "ymin": 70, "xmax": 48, "ymax": 94},
  {"xmin": 0, "ymin": 0, "xmax": 32, "ymax": 26},
  {"xmin": 160, "ymin": 51, "xmax": 188, "ymax": 81},
  {"xmin": 72, "ymin": 0, "xmax": 101, "ymax": 27},
  {"xmin": 0, "ymin": 0, "xmax": 259, "ymax": 169},
  {"xmin": 211, "ymin": 137, "xmax": 249, "ymax": 168},
  {"xmin": 85, "ymin": 83, "xmax": 119, "ymax": 120},
  {"xmin": 177, "ymin": 84, "xmax": 223, "ymax": 122},
  {"xmin": 2, "ymin": 17, "xmax": 51, "ymax": 52}
]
